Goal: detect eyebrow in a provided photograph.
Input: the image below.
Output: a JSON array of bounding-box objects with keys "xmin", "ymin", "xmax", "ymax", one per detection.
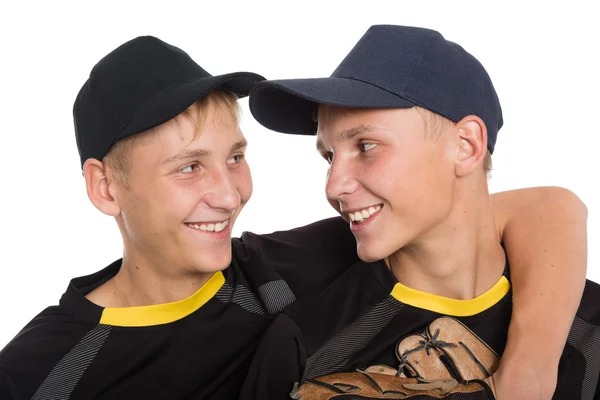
[
  {"xmin": 162, "ymin": 139, "xmax": 248, "ymax": 165},
  {"xmin": 230, "ymin": 139, "xmax": 248, "ymax": 153},
  {"xmin": 316, "ymin": 124, "xmax": 377, "ymax": 152}
]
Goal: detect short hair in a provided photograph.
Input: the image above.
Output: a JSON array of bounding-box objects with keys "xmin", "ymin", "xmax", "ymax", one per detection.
[
  {"xmin": 103, "ymin": 90, "xmax": 240, "ymax": 186},
  {"xmin": 414, "ymin": 106, "xmax": 492, "ymax": 173}
]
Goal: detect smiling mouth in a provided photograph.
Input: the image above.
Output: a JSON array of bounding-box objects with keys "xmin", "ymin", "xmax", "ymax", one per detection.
[
  {"xmin": 185, "ymin": 219, "xmax": 229, "ymax": 232},
  {"xmin": 348, "ymin": 205, "xmax": 382, "ymax": 224}
]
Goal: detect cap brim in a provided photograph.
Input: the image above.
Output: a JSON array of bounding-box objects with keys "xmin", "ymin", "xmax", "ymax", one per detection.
[
  {"xmin": 121, "ymin": 71, "xmax": 265, "ymax": 138},
  {"xmin": 249, "ymin": 77, "xmax": 414, "ymax": 135}
]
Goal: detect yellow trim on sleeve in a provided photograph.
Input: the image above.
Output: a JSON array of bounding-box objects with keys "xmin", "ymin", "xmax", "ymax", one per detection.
[
  {"xmin": 100, "ymin": 271, "xmax": 225, "ymax": 327},
  {"xmin": 390, "ymin": 276, "xmax": 510, "ymax": 317}
]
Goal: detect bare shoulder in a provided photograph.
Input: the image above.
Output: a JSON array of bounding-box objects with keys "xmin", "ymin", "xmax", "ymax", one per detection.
[
  {"xmin": 490, "ymin": 187, "xmax": 583, "ymax": 211},
  {"xmin": 490, "ymin": 187, "xmax": 585, "ymax": 237}
]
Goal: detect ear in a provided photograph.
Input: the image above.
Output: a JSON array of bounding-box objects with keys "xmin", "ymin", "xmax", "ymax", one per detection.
[
  {"xmin": 454, "ymin": 115, "xmax": 488, "ymax": 177},
  {"xmin": 83, "ymin": 159, "xmax": 122, "ymax": 217}
]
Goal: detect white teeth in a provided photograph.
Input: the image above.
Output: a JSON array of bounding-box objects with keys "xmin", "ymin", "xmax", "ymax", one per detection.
[
  {"xmin": 348, "ymin": 206, "xmax": 382, "ymax": 223},
  {"xmin": 188, "ymin": 219, "xmax": 229, "ymax": 232}
]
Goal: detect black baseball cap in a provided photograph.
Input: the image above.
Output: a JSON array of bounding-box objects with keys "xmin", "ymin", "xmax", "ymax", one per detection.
[
  {"xmin": 74, "ymin": 36, "xmax": 265, "ymax": 167},
  {"xmin": 250, "ymin": 25, "xmax": 503, "ymax": 153}
]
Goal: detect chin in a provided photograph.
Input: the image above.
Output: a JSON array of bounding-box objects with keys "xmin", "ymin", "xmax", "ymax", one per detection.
[
  {"xmin": 356, "ymin": 243, "xmax": 384, "ymax": 263},
  {"xmin": 190, "ymin": 251, "xmax": 232, "ymax": 274},
  {"xmin": 208, "ymin": 253, "xmax": 232, "ymax": 272},
  {"xmin": 357, "ymin": 237, "xmax": 403, "ymax": 263}
]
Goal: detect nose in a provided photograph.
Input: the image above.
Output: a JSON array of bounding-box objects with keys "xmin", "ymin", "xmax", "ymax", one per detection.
[
  {"xmin": 204, "ymin": 167, "xmax": 240, "ymax": 212},
  {"xmin": 325, "ymin": 155, "xmax": 358, "ymax": 203}
]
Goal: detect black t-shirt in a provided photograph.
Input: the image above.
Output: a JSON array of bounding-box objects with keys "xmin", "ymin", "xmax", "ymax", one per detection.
[
  {"xmin": 241, "ymin": 260, "xmax": 600, "ymax": 400},
  {"xmin": 0, "ymin": 217, "xmax": 359, "ymax": 400}
]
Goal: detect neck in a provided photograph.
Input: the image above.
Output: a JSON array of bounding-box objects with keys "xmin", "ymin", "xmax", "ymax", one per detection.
[
  {"xmin": 115, "ymin": 258, "xmax": 215, "ymax": 306},
  {"xmin": 388, "ymin": 181, "xmax": 505, "ymax": 300},
  {"xmin": 89, "ymin": 247, "xmax": 216, "ymax": 308}
]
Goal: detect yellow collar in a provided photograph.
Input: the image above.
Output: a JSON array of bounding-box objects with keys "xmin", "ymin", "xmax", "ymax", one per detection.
[
  {"xmin": 99, "ymin": 271, "xmax": 225, "ymax": 327},
  {"xmin": 390, "ymin": 276, "xmax": 510, "ymax": 317}
]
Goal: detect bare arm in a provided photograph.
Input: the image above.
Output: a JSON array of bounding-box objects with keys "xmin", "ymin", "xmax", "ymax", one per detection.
[{"xmin": 491, "ymin": 186, "xmax": 588, "ymax": 399}]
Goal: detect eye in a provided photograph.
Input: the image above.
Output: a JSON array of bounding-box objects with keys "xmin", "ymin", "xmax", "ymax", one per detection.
[
  {"xmin": 359, "ymin": 143, "xmax": 377, "ymax": 152},
  {"xmin": 180, "ymin": 164, "xmax": 199, "ymax": 173},
  {"xmin": 322, "ymin": 151, "xmax": 333, "ymax": 164},
  {"xmin": 227, "ymin": 153, "xmax": 245, "ymax": 165}
]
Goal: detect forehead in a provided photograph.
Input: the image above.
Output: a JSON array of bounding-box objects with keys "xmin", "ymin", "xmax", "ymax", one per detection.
[
  {"xmin": 317, "ymin": 104, "xmax": 356, "ymax": 124},
  {"xmin": 316, "ymin": 105, "xmax": 424, "ymax": 141},
  {"xmin": 170, "ymin": 98, "xmax": 239, "ymax": 135},
  {"xmin": 132, "ymin": 101, "xmax": 243, "ymax": 161}
]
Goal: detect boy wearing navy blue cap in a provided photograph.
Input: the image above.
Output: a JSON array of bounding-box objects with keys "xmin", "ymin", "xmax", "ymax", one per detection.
[
  {"xmin": 0, "ymin": 31, "xmax": 591, "ymax": 400},
  {"xmin": 243, "ymin": 25, "xmax": 599, "ymax": 399}
]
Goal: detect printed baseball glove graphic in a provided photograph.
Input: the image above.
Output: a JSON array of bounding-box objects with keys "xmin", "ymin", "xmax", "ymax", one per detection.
[{"xmin": 290, "ymin": 316, "xmax": 499, "ymax": 399}]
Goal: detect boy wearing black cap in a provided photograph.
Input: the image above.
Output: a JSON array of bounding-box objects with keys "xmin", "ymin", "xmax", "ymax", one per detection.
[
  {"xmin": 0, "ymin": 33, "xmax": 591, "ymax": 400},
  {"xmin": 243, "ymin": 25, "xmax": 599, "ymax": 399}
]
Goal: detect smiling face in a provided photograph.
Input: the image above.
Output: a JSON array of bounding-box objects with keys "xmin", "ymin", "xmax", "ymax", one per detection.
[
  {"xmin": 108, "ymin": 93, "xmax": 252, "ymax": 277},
  {"xmin": 316, "ymin": 105, "xmax": 458, "ymax": 262}
]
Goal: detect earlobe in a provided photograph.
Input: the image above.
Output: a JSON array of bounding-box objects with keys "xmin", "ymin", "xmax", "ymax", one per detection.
[
  {"xmin": 83, "ymin": 159, "xmax": 121, "ymax": 217},
  {"xmin": 454, "ymin": 116, "xmax": 487, "ymax": 177}
]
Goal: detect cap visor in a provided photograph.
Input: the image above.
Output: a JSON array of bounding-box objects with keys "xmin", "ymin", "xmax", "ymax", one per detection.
[
  {"xmin": 121, "ymin": 71, "xmax": 265, "ymax": 138},
  {"xmin": 250, "ymin": 77, "xmax": 414, "ymax": 135}
]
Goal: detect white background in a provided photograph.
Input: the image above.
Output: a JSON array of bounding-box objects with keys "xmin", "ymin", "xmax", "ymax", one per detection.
[{"xmin": 0, "ymin": 1, "xmax": 598, "ymax": 347}]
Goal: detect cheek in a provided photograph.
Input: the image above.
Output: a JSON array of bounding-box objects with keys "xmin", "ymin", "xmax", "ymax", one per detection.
[
  {"xmin": 400, "ymin": 152, "xmax": 455, "ymax": 217},
  {"xmin": 160, "ymin": 180, "xmax": 206, "ymax": 220},
  {"xmin": 234, "ymin": 165, "xmax": 253, "ymax": 205},
  {"xmin": 422, "ymin": 150, "xmax": 455, "ymax": 193},
  {"xmin": 361, "ymin": 154, "xmax": 403, "ymax": 194},
  {"xmin": 119, "ymin": 189, "xmax": 170, "ymax": 240},
  {"xmin": 121, "ymin": 183, "xmax": 159, "ymax": 219}
]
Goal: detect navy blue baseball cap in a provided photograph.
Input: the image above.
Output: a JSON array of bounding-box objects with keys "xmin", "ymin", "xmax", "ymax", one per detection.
[
  {"xmin": 74, "ymin": 36, "xmax": 265, "ymax": 167},
  {"xmin": 250, "ymin": 25, "xmax": 503, "ymax": 153}
]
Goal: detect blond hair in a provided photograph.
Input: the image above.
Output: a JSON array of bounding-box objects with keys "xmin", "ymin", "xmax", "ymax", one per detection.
[
  {"xmin": 414, "ymin": 107, "xmax": 492, "ymax": 173},
  {"xmin": 103, "ymin": 90, "xmax": 240, "ymax": 185}
]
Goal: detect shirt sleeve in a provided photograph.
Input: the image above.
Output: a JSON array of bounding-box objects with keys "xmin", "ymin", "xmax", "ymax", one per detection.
[
  {"xmin": 240, "ymin": 313, "xmax": 306, "ymax": 400},
  {"xmin": 0, "ymin": 368, "xmax": 22, "ymax": 400}
]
